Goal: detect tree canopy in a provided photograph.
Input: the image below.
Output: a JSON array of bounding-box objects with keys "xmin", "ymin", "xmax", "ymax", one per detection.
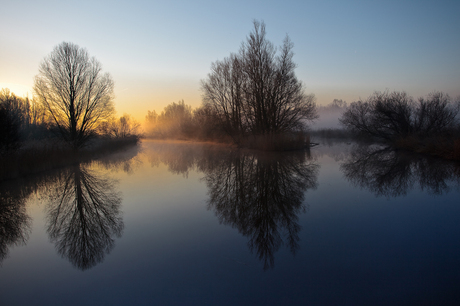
[
  {"xmin": 201, "ymin": 21, "xmax": 317, "ymax": 141},
  {"xmin": 34, "ymin": 42, "xmax": 115, "ymax": 149}
]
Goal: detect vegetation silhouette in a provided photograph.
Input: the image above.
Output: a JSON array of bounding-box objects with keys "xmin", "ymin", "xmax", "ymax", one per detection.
[
  {"xmin": 0, "ymin": 182, "xmax": 31, "ymax": 264},
  {"xmin": 0, "ymin": 88, "xmax": 49, "ymax": 154},
  {"xmin": 203, "ymin": 149, "xmax": 319, "ymax": 269},
  {"xmin": 201, "ymin": 21, "xmax": 317, "ymax": 145},
  {"xmin": 45, "ymin": 163, "xmax": 123, "ymax": 270},
  {"xmin": 1, "ymin": 50, "xmax": 139, "ymax": 179},
  {"xmin": 34, "ymin": 42, "xmax": 115, "ymax": 150},
  {"xmin": 340, "ymin": 91, "xmax": 460, "ymax": 159},
  {"xmin": 341, "ymin": 144, "xmax": 460, "ymax": 197},
  {"xmin": 145, "ymin": 21, "xmax": 318, "ymax": 150}
]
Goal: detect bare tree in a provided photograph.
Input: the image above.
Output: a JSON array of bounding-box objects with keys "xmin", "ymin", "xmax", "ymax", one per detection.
[
  {"xmin": 202, "ymin": 21, "xmax": 317, "ymax": 141},
  {"xmin": 34, "ymin": 42, "xmax": 115, "ymax": 149},
  {"xmin": 340, "ymin": 91, "xmax": 414, "ymax": 140},
  {"xmin": 340, "ymin": 91, "xmax": 460, "ymax": 142},
  {"xmin": 414, "ymin": 91, "xmax": 459, "ymax": 137}
]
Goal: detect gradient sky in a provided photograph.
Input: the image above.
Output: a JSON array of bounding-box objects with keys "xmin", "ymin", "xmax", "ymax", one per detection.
[{"xmin": 1, "ymin": 0, "xmax": 459, "ymax": 122}]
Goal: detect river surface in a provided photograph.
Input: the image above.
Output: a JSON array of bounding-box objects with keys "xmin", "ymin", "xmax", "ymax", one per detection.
[{"xmin": 1, "ymin": 139, "xmax": 459, "ymax": 305}]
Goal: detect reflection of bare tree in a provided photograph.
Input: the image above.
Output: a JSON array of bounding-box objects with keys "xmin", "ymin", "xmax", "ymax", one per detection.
[
  {"xmin": 204, "ymin": 149, "xmax": 319, "ymax": 270},
  {"xmin": 0, "ymin": 184, "xmax": 31, "ymax": 264},
  {"xmin": 46, "ymin": 164, "xmax": 123, "ymax": 270},
  {"xmin": 341, "ymin": 144, "xmax": 459, "ymax": 197}
]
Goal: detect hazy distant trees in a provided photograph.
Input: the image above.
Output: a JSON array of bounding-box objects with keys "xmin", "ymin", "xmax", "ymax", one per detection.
[
  {"xmin": 201, "ymin": 21, "xmax": 317, "ymax": 144},
  {"xmin": 313, "ymin": 99, "xmax": 348, "ymax": 130},
  {"xmin": 99, "ymin": 114, "xmax": 140, "ymax": 139},
  {"xmin": 145, "ymin": 100, "xmax": 194, "ymax": 139},
  {"xmin": 34, "ymin": 42, "xmax": 115, "ymax": 149}
]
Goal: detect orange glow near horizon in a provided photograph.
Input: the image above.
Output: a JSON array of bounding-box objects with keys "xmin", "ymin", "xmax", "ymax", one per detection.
[
  {"xmin": 0, "ymin": 83, "xmax": 33, "ymax": 99},
  {"xmin": 0, "ymin": 81, "xmax": 203, "ymax": 125}
]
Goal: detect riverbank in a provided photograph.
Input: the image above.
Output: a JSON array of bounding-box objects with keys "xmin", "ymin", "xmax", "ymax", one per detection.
[{"xmin": 0, "ymin": 136, "xmax": 140, "ymax": 181}]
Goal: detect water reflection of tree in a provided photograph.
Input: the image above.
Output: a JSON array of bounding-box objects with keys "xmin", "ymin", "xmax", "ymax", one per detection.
[
  {"xmin": 204, "ymin": 149, "xmax": 319, "ymax": 270},
  {"xmin": 0, "ymin": 183, "xmax": 31, "ymax": 264},
  {"xmin": 46, "ymin": 163, "xmax": 123, "ymax": 270},
  {"xmin": 341, "ymin": 144, "xmax": 460, "ymax": 197}
]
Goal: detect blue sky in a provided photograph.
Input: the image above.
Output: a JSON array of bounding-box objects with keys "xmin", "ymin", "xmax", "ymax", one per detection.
[{"xmin": 1, "ymin": 0, "xmax": 459, "ymax": 121}]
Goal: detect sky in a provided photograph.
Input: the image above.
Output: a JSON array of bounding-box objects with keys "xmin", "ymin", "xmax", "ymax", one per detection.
[{"xmin": 1, "ymin": 0, "xmax": 459, "ymax": 122}]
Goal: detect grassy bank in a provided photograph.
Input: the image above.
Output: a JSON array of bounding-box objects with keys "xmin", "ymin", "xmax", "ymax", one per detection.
[{"xmin": 0, "ymin": 136, "xmax": 140, "ymax": 181}]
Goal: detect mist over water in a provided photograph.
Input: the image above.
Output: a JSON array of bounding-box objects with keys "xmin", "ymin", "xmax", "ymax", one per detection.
[{"xmin": 311, "ymin": 108, "xmax": 343, "ymax": 129}]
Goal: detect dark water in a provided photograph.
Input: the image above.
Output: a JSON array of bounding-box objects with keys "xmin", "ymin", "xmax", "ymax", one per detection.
[{"xmin": 1, "ymin": 140, "xmax": 459, "ymax": 305}]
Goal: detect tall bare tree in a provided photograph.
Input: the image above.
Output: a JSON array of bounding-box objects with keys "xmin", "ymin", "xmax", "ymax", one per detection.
[
  {"xmin": 202, "ymin": 21, "xmax": 317, "ymax": 139},
  {"xmin": 34, "ymin": 42, "xmax": 114, "ymax": 149}
]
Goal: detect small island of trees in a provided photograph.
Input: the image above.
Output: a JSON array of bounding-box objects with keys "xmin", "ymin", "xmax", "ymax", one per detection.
[
  {"xmin": 340, "ymin": 91, "xmax": 460, "ymax": 160},
  {"xmin": 145, "ymin": 21, "xmax": 318, "ymax": 150}
]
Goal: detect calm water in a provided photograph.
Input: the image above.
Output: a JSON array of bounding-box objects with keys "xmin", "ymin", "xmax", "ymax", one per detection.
[{"xmin": 1, "ymin": 139, "xmax": 459, "ymax": 305}]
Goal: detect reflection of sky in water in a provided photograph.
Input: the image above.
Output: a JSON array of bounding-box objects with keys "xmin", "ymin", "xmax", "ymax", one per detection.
[{"xmin": 1, "ymin": 140, "xmax": 459, "ymax": 305}]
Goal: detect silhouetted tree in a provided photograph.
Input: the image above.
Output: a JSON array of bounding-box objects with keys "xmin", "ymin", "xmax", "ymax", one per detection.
[
  {"xmin": 340, "ymin": 91, "xmax": 414, "ymax": 141},
  {"xmin": 340, "ymin": 91, "xmax": 460, "ymax": 142},
  {"xmin": 46, "ymin": 163, "xmax": 123, "ymax": 270},
  {"xmin": 34, "ymin": 42, "xmax": 115, "ymax": 149},
  {"xmin": 414, "ymin": 91, "xmax": 459, "ymax": 137},
  {"xmin": 202, "ymin": 21, "xmax": 317, "ymax": 142}
]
